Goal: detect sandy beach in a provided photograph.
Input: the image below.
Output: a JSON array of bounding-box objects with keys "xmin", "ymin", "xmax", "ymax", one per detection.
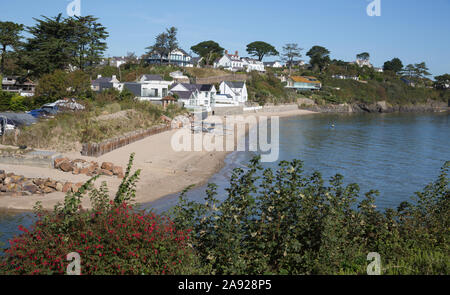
[{"xmin": 0, "ymin": 109, "xmax": 316, "ymax": 211}]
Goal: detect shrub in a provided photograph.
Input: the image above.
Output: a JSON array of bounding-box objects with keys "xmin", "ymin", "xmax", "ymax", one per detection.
[{"xmin": 0, "ymin": 154, "xmax": 196, "ymax": 275}]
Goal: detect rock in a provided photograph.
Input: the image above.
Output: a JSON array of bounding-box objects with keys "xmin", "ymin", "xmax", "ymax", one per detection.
[
  {"xmin": 55, "ymin": 182, "xmax": 64, "ymax": 192},
  {"xmin": 72, "ymin": 183, "xmax": 83, "ymax": 193},
  {"xmin": 42, "ymin": 186, "xmax": 54, "ymax": 194},
  {"xmin": 45, "ymin": 180, "xmax": 58, "ymax": 190},
  {"xmin": 80, "ymin": 168, "xmax": 90, "ymax": 175},
  {"xmin": 100, "ymin": 169, "xmax": 114, "ymax": 176},
  {"xmin": 112, "ymin": 166, "xmax": 123, "ymax": 176},
  {"xmin": 63, "ymin": 182, "xmax": 73, "ymax": 193},
  {"xmin": 59, "ymin": 161, "xmax": 74, "ymax": 172},
  {"xmin": 3, "ymin": 177, "xmax": 13, "ymax": 185},
  {"xmin": 23, "ymin": 184, "xmax": 39, "ymax": 194},
  {"xmin": 72, "ymin": 168, "xmax": 80, "ymax": 175},
  {"xmin": 117, "ymin": 172, "xmax": 125, "ymax": 179},
  {"xmin": 101, "ymin": 162, "xmax": 114, "ymax": 171},
  {"xmin": 33, "ymin": 178, "xmax": 45, "ymax": 186},
  {"xmin": 54, "ymin": 157, "xmax": 69, "ymax": 169}
]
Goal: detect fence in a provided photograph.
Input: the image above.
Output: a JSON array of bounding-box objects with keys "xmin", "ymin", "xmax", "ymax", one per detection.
[{"xmin": 81, "ymin": 124, "xmax": 171, "ymax": 157}]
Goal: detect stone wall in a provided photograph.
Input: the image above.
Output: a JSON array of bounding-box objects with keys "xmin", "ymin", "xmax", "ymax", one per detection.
[
  {"xmin": 212, "ymin": 106, "xmax": 244, "ymax": 116},
  {"xmin": 81, "ymin": 124, "xmax": 171, "ymax": 157}
]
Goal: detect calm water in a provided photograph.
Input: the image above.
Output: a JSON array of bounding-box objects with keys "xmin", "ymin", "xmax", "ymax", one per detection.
[{"xmin": 1, "ymin": 112, "xmax": 449, "ymax": 247}]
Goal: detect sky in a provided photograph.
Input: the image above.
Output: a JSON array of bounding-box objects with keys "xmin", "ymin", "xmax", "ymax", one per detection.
[{"xmin": 1, "ymin": 0, "xmax": 449, "ymax": 76}]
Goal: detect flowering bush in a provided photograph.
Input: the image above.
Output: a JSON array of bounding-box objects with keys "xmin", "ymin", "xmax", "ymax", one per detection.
[{"xmin": 0, "ymin": 154, "xmax": 196, "ymax": 275}]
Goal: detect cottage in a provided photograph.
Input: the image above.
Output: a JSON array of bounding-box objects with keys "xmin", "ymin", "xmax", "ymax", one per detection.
[
  {"xmin": 170, "ymin": 83, "xmax": 216, "ymax": 107},
  {"xmin": 123, "ymin": 75, "xmax": 172, "ymax": 101},
  {"xmin": 241, "ymin": 57, "xmax": 265, "ymax": 72},
  {"xmin": 170, "ymin": 71, "xmax": 190, "ymax": 83},
  {"xmin": 264, "ymin": 61, "xmax": 283, "ymax": 68},
  {"xmin": 146, "ymin": 48, "xmax": 193, "ymax": 67},
  {"xmin": 1, "ymin": 76, "xmax": 36, "ymax": 97},
  {"xmin": 218, "ymin": 81, "xmax": 248, "ymax": 104},
  {"xmin": 91, "ymin": 75, "xmax": 122, "ymax": 92},
  {"xmin": 214, "ymin": 50, "xmax": 244, "ymax": 72},
  {"xmin": 286, "ymin": 76, "xmax": 322, "ymax": 91}
]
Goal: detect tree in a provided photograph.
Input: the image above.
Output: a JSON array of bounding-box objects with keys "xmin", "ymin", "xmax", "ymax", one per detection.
[
  {"xmin": 414, "ymin": 62, "xmax": 431, "ymax": 79},
  {"xmin": 35, "ymin": 70, "xmax": 69, "ymax": 103},
  {"xmin": 383, "ymin": 58, "xmax": 403, "ymax": 74},
  {"xmin": 403, "ymin": 64, "xmax": 416, "ymax": 78},
  {"xmin": 166, "ymin": 27, "xmax": 178, "ymax": 65},
  {"xmin": 306, "ymin": 46, "xmax": 330, "ymax": 72},
  {"xmin": 246, "ymin": 41, "xmax": 279, "ymax": 61},
  {"xmin": 69, "ymin": 16, "xmax": 109, "ymax": 71},
  {"xmin": 190, "ymin": 41, "xmax": 224, "ymax": 66},
  {"xmin": 146, "ymin": 32, "xmax": 169, "ymax": 65},
  {"xmin": 22, "ymin": 14, "xmax": 108, "ymax": 76},
  {"xmin": 281, "ymin": 43, "xmax": 303, "ymax": 74},
  {"xmin": 357, "ymin": 52, "xmax": 370, "ymax": 61},
  {"xmin": 434, "ymin": 74, "xmax": 450, "ymax": 89},
  {"xmin": 0, "ymin": 21, "xmax": 23, "ymax": 74}
]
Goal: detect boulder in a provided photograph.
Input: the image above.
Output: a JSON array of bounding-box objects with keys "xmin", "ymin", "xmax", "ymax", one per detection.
[
  {"xmin": 23, "ymin": 184, "xmax": 39, "ymax": 194},
  {"xmin": 60, "ymin": 161, "xmax": 74, "ymax": 172},
  {"xmin": 54, "ymin": 157, "xmax": 69, "ymax": 169},
  {"xmin": 63, "ymin": 182, "xmax": 73, "ymax": 193},
  {"xmin": 112, "ymin": 166, "xmax": 123, "ymax": 176},
  {"xmin": 101, "ymin": 162, "xmax": 114, "ymax": 171},
  {"xmin": 100, "ymin": 169, "xmax": 114, "ymax": 176}
]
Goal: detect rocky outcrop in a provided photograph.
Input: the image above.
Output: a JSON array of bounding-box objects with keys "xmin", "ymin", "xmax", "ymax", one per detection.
[
  {"xmin": 54, "ymin": 158, "xmax": 124, "ymax": 178},
  {"xmin": 0, "ymin": 169, "xmax": 84, "ymax": 196},
  {"xmin": 301, "ymin": 100, "xmax": 449, "ymax": 114}
]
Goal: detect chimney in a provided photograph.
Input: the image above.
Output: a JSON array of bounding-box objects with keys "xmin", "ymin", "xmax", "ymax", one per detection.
[
  {"xmin": 112, "ymin": 75, "xmax": 117, "ymax": 80},
  {"xmin": 225, "ymin": 50, "xmax": 228, "ymax": 55},
  {"xmin": 97, "ymin": 74, "xmax": 102, "ymax": 79},
  {"xmin": 235, "ymin": 51, "xmax": 238, "ymax": 56}
]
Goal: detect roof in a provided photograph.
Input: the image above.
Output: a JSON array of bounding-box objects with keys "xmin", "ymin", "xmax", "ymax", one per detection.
[
  {"xmin": 170, "ymin": 91, "xmax": 193, "ymax": 100},
  {"xmin": 0, "ymin": 113, "xmax": 37, "ymax": 126},
  {"xmin": 140, "ymin": 74, "xmax": 163, "ymax": 81},
  {"xmin": 290, "ymin": 76, "xmax": 321, "ymax": 84},
  {"xmin": 172, "ymin": 83, "xmax": 214, "ymax": 92},
  {"xmin": 92, "ymin": 77, "xmax": 113, "ymax": 85},
  {"xmin": 224, "ymin": 81, "xmax": 245, "ymax": 89}
]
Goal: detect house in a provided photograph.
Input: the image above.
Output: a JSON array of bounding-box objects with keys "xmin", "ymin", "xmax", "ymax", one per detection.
[
  {"xmin": 352, "ymin": 59, "xmax": 373, "ymax": 68},
  {"xmin": 214, "ymin": 50, "xmax": 244, "ymax": 71},
  {"xmin": 169, "ymin": 83, "xmax": 216, "ymax": 107},
  {"xmin": 91, "ymin": 75, "xmax": 122, "ymax": 92},
  {"xmin": 123, "ymin": 75, "xmax": 172, "ymax": 101},
  {"xmin": 264, "ymin": 61, "xmax": 283, "ymax": 68},
  {"xmin": 1, "ymin": 76, "xmax": 36, "ymax": 97},
  {"xmin": 401, "ymin": 78, "xmax": 416, "ymax": 87},
  {"xmin": 191, "ymin": 57, "xmax": 204, "ymax": 68},
  {"xmin": 146, "ymin": 48, "xmax": 193, "ymax": 67},
  {"xmin": 374, "ymin": 67, "xmax": 384, "ymax": 73},
  {"xmin": 241, "ymin": 57, "xmax": 265, "ymax": 72},
  {"xmin": 332, "ymin": 74, "xmax": 359, "ymax": 81},
  {"xmin": 218, "ymin": 81, "xmax": 248, "ymax": 104},
  {"xmin": 100, "ymin": 56, "xmax": 127, "ymax": 68},
  {"xmin": 286, "ymin": 76, "xmax": 322, "ymax": 91}
]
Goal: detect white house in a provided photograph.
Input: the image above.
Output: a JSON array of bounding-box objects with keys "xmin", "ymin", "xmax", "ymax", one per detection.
[
  {"xmin": 170, "ymin": 83, "xmax": 216, "ymax": 108},
  {"xmin": 169, "ymin": 71, "xmax": 190, "ymax": 83},
  {"xmin": 146, "ymin": 48, "xmax": 193, "ymax": 67},
  {"xmin": 214, "ymin": 50, "xmax": 244, "ymax": 71},
  {"xmin": 218, "ymin": 81, "xmax": 248, "ymax": 104},
  {"xmin": 91, "ymin": 75, "xmax": 123, "ymax": 92},
  {"xmin": 241, "ymin": 57, "xmax": 265, "ymax": 72},
  {"xmin": 374, "ymin": 67, "xmax": 384, "ymax": 73},
  {"xmin": 264, "ymin": 61, "xmax": 283, "ymax": 68},
  {"xmin": 123, "ymin": 75, "xmax": 172, "ymax": 101}
]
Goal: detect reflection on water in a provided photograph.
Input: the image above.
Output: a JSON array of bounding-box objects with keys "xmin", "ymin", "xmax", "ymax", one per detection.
[{"xmin": 1, "ymin": 112, "xmax": 449, "ymax": 244}]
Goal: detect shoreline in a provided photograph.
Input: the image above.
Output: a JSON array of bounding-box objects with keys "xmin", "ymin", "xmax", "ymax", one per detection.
[{"xmin": 0, "ymin": 109, "xmax": 317, "ymax": 212}]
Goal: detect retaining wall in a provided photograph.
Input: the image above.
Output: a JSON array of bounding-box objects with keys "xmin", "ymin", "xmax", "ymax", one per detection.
[{"xmin": 81, "ymin": 124, "xmax": 171, "ymax": 157}]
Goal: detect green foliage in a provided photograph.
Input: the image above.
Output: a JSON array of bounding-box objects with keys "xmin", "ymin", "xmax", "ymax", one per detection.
[
  {"xmin": 190, "ymin": 41, "xmax": 224, "ymax": 65},
  {"xmin": 246, "ymin": 41, "xmax": 279, "ymax": 61},
  {"xmin": 21, "ymin": 14, "xmax": 108, "ymax": 77},
  {"xmin": 383, "ymin": 58, "xmax": 403, "ymax": 74},
  {"xmin": 307, "ymin": 46, "xmax": 331, "ymax": 72},
  {"xmin": 1, "ymin": 154, "xmax": 196, "ymax": 275},
  {"xmin": 170, "ymin": 157, "xmax": 449, "ymax": 275},
  {"xmin": 0, "ymin": 21, "xmax": 24, "ymax": 74}
]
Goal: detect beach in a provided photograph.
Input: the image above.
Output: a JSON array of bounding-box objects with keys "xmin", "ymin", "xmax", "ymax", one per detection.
[{"xmin": 0, "ymin": 109, "xmax": 316, "ymax": 211}]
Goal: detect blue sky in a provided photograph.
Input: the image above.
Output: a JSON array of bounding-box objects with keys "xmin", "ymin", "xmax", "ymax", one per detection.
[{"xmin": 1, "ymin": 0, "xmax": 449, "ymax": 76}]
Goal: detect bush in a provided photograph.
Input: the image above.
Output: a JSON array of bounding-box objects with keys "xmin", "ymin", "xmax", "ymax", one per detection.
[
  {"xmin": 0, "ymin": 154, "xmax": 196, "ymax": 275},
  {"xmin": 171, "ymin": 157, "xmax": 449, "ymax": 275}
]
